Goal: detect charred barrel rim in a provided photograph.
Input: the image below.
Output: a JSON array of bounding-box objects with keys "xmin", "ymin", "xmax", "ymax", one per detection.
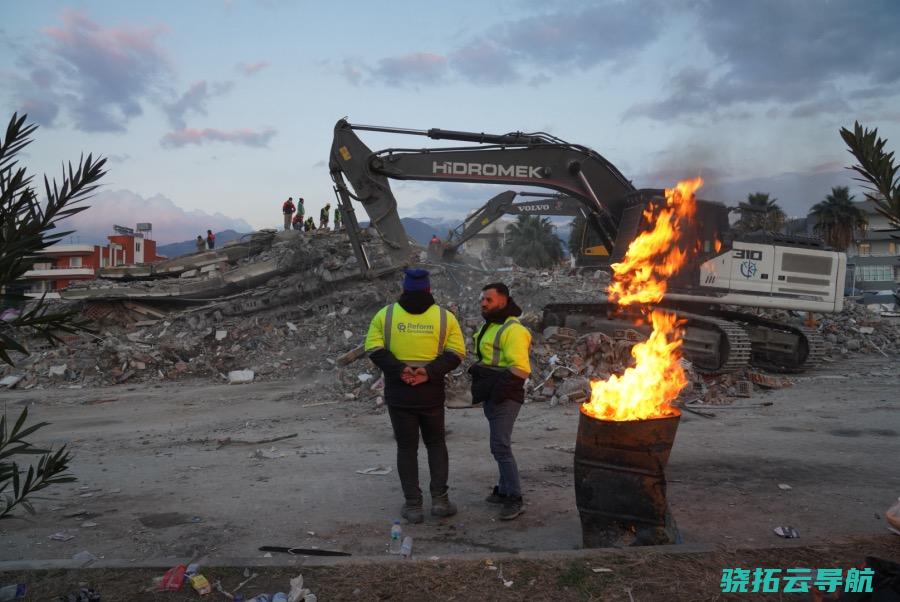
[{"xmin": 574, "ymin": 411, "xmax": 681, "ymax": 546}]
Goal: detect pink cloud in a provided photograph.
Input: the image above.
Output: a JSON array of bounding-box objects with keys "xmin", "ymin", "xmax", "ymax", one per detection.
[
  {"xmin": 160, "ymin": 127, "xmax": 277, "ymax": 148},
  {"xmin": 65, "ymin": 189, "xmax": 253, "ymax": 245},
  {"xmin": 38, "ymin": 8, "xmax": 170, "ymax": 132},
  {"xmin": 237, "ymin": 60, "xmax": 270, "ymax": 76}
]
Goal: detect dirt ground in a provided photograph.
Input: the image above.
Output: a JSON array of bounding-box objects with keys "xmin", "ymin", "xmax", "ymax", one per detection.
[{"xmin": 1, "ymin": 355, "xmax": 898, "ymax": 566}]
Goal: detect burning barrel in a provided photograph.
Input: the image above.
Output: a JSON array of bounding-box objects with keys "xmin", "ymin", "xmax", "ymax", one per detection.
[{"xmin": 574, "ymin": 408, "xmax": 681, "ymax": 547}]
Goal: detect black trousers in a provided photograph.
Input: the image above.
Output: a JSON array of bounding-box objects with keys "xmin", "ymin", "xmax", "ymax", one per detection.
[{"xmin": 387, "ymin": 405, "xmax": 449, "ymax": 501}]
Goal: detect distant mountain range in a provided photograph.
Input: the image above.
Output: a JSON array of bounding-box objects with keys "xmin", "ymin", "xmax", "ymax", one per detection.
[
  {"xmin": 155, "ymin": 216, "xmax": 574, "ymax": 260},
  {"xmin": 156, "ymin": 229, "xmax": 249, "ymax": 258}
]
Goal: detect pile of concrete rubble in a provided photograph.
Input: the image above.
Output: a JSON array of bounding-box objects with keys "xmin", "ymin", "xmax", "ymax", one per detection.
[{"xmin": 2, "ymin": 230, "xmax": 898, "ymax": 409}]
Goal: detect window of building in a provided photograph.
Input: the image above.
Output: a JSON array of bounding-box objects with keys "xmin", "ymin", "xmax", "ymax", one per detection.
[
  {"xmin": 33, "ymin": 262, "xmax": 52, "ymax": 270},
  {"xmin": 856, "ymin": 264, "xmax": 893, "ymax": 281},
  {"xmin": 69, "ymin": 256, "xmax": 82, "ymax": 268},
  {"xmin": 857, "ymin": 243, "xmax": 871, "ymax": 256},
  {"xmin": 889, "ymin": 241, "xmax": 897, "ymax": 255},
  {"xmin": 136, "ymin": 242, "xmax": 141, "ymax": 252},
  {"xmin": 100, "ymin": 257, "xmax": 108, "ymax": 267}
]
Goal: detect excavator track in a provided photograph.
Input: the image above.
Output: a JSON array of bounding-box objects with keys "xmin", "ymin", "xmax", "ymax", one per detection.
[
  {"xmin": 541, "ymin": 303, "xmax": 752, "ymax": 374},
  {"xmin": 710, "ymin": 310, "xmax": 826, "ymax": 373}
]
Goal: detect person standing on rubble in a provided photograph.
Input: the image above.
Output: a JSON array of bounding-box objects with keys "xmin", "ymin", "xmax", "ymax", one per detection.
[
  {"xmin": 195, "ymin": 235, "xmax": 205, "ymax": 253},
  {"xmin": 304, "ymin": 216, "xmax": 315, "ymax": 232},
  {"xmin": 206, "ymin": 229, "xmax": 216, "ymax": 250},
  {"xmin": 364, "ymin": 268, "xmax": 466, "ymax": 524},
  {"xmin": 333, "ymin": 206, "xmax": 342, "ymax": 230},
  {"xmin": 282, "ymin": 197, "xmax": 295, "ymax": 231},
  {"xmin": 319, "ymin": 203, "xmax": 331, "ymax": 229},
  {"xmin": 296, "ymin": 197, "xmax": 305, "ymax": 228},
  {"xmin": 468, "ymin": 282, "xmax": 531, "ymax": 521}
]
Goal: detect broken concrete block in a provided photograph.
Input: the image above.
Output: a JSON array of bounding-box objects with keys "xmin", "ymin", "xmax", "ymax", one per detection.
[
  {"xmin": 542, "ymin": 326, "xmax": 577, "ymax": 342},
  {"xmin": 180, "ymin": 269, "xmax": 199, "ymax": 279},
  {"xmin": 0, "ymin": 375, "xmax": 23, "ymax": 388},
  {"xmin": 215, "ymin": 330, "xmax": 228, "ymax": 341},
  {"xmin": 845, "ymin": 339, "xmax": 861, "ymax": 351},
  {"xmin": 228, "ymin": 369, "xmax": 255, "ymax": 384},
  {"xmin": 287, "ymin": 322, "xmax": 298, "ymax": 332},
  {"xmin": 48, "ymin": 364, "xmax": 67, "ymax": 378}
]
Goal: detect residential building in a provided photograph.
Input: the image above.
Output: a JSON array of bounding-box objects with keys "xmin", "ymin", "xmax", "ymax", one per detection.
[
  {"xmin": 848, "ymin": 199, "xmax": 900, "ymax": 291},
  {"xmin": 21, "ymin": 225, "xmax": 162, "ymax": 295},
  {"xmin": 461, "ymin": 218, "xmax": 511, "ymax": 258}
]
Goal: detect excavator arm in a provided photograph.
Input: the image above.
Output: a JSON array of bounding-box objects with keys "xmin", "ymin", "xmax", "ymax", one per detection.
[
  {"xmin": 329, "ymin": 119, "xmax": 636, "ymax": 268},
  {"xmin": 443, "ymin": 191, "xmax": 593, "ymax": 256}
]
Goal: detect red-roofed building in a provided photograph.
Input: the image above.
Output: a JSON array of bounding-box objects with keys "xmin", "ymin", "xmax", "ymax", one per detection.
[{"xmin": 21, "ymin": 224, "xmax": 162, "ymax": 295}]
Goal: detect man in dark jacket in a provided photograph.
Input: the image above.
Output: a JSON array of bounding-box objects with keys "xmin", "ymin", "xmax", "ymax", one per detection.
[
  {"xmin": 468, "ymin": 282, "xmax": 532, "ymax": 520},
  {"xmin": 364, "ymin": 269, "xmax": 466, "ymax": 523}
]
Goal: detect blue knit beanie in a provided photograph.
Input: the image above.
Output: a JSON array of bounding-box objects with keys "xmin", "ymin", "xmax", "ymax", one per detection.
[{"xmin": 403, "ymin": 268, "xmax": 431, "ymax": 292}]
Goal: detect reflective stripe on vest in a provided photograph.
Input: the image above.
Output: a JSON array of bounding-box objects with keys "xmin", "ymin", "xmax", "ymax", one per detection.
[
  {"xmin": 479, "ymin": 318, "xmax": 520, "ymax": 367},
  {"xmin": 382, "ymin": 303, "xmax": 448, "ymax": 357}
]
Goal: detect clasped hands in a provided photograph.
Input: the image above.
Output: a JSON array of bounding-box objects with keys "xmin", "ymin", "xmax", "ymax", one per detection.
[{"xmin": 401, "ymin": 366, "xmax": 429, "ymax": 386}]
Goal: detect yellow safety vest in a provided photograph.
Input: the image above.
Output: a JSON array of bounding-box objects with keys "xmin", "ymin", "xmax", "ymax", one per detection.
[
  {"xmin": 474, "ymin": 317, "xmax": 531, "ymax": 376},
  {"xmin": 365, "ymin": 303, "xmax": 465, "ymax": 364}
]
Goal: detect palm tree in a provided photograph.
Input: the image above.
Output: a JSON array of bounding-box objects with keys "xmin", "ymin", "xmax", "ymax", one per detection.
[
  {"xmin": 840, "ymin": 121, "xmax": 900, "ymax": 228},
  {"xmin": 568, "ymin": 213, "xmax": 587, "ymax": 256},
  {"xmin": 502, "ymin": 215, "xmax": 564, "ymax": 268},
  {"xmin": 735, "ymin": 192, "xmax": 787, "ymax": 233},
  {"xmin": 809, "ymin": 186, "xmax": 868, "ymax": 251}
]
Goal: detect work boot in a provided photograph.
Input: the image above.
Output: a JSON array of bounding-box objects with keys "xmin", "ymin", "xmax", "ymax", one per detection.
[
  {"xmin": 485, "ymin": 485, "xmax": 507, "ymax": 505},
  {"xmin": 401, "ymin": 497, "xmax": 424, "ymax": 524},
  {"xmin": 431, "ymin": 490, "xmax": 458, "ymax": 517},
  {"xmin": 499, "ymin": 495, "xmax": 524, "ymax": 521}
]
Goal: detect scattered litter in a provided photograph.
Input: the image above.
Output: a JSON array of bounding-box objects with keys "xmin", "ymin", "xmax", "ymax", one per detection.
[
  {"xmin": 400, "ymin": 535, "xmax": 413, "ymax": 558},
  {"xmin": 0, "ymin": 584, "xmax": 27, "ymax": 600},
  {"xmin": 773, "ymin": 526, "xmax": 799, "ymax": 538},
  {"xmin": 80, "ymin": 521, "xmax": 98, "ymax": 528},
  {"xmin": 251, "ymin": 447, "xmax": 286, "ymax": 460},
  {"xmin": 358, "ymin": 373, "xmax": 373, "ymax": 383},
  {"xmin": 71, "ymin": 550, "xmax": 97, "ymax": 566},
  {"xmin": 887, "ymin": 497, "xmax": 900, "ymax": 531},
  {"xmin": 49, "ymin": 531, "xmax": 75, "ymax": 542},
  {"xmin": 356, "ymin": 466, "xmax": 391, "ymax": 475},
  {"xmin": 190, "ymin": 574, "xmax": 212, "ymax": 595},
  {"xmin": 233, "ymin": 572, "xmax": 257, "ymax": 595},
  {"xmin": 53, "ymin": 588, "xmax": 100, "ymax": 602},
  {"xmin": 777, "ymin": 483, "xmax": 792, "ymax": 491},
  {"xmin": 543, "ymin": 444, "xmax": 575, "ymax": 454},
  {"xmin": 157, "ymin": 564, "xmax": 187, "ymax": 591},
  {"xmin": 592, "ymin": 567, "xmax": 613, "ymax": 573}
]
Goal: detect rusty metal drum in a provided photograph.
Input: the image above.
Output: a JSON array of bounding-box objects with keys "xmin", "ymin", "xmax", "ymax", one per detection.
[{"xmin": 574, "ymin": 409, "xmax": 681, "ymax": 547}]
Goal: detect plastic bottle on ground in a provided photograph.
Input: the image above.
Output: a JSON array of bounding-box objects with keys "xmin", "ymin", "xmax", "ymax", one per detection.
[
  {"xmin": 389, "ymin": 520, "xmax": 403, "ymax": 554},
  {"xmin": 273, "ymin": 594, "xmax": 288, "ymax": 602},
  {"xmin": 400, "ymin": 535, "xmax": 413, "ymax": 558}
]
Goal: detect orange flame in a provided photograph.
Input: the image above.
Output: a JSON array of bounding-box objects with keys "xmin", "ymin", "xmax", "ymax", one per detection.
[{"xmin": 582, "ymin": 177, "xmax": 703, "ymax": 421}]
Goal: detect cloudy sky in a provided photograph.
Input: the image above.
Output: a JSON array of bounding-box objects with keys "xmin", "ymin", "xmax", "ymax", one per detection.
[{"xmin": 3, "ymin": 0, "xmax": 900, "ymax": 243}]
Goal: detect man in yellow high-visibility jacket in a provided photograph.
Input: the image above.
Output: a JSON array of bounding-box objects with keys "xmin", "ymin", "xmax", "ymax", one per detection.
[
  {"xmin": 468, "ymin": 282, "xmax": 531, "ymax": 521},
  {"xmin": 365, "ymin": 269, "xmax": 465, "ymax": 524}
]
